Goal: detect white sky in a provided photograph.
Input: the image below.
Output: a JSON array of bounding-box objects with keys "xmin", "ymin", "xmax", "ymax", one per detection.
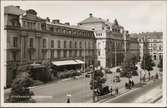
[{"xmin": 2, "ymin": 1, "xmax": 166, "ymax": 33}]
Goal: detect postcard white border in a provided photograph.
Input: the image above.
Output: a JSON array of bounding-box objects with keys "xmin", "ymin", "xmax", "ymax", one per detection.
[{"xmin": 1, "ymin": 1, "xmax": 167, "ymax": 107}]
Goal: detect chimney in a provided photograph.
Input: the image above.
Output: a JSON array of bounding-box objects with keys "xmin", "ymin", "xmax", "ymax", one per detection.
[
  {"xmin": 16, "ymin": 6, "xmax": 20, "ymax": 9},
  {"xmin": 65, "ymin": 22, "xmax": 70, "ymax": 25},
  {"xmin": 46, "ymin": 17, "xmax": 50, "ymax": 22},
  {"xmin": 89, "ymin": 13, "xmax": 93, "ymax": 17},
  {"xmin": 52, "ymin": 19, "xmax": 60, "ymax": 24}
]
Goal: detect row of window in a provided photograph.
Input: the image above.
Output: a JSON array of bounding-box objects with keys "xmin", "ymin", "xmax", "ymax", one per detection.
[
  {"xmin": 22, "ymin": 20, "xmax": 94, "ymax": 37},
  {"xmin": 47, "ymin": 26, "xmax": 93, "ymax": 37},
  {"xmin": 12, "ymin": 37, "xmax": 94, "ymax": 49},
  {"xmin": 96, "ymin": 33, "xmax": 102, "ymax": 36},
  {"xmin": 43, "ymin": 39, "xmax": 94, "ymax": 49},
  {"xmin": 152, "ymin": 54, "xmax": 162, "ymax": 60},
  {"xmin": 43, "ymin": 50, "xmax": 94, "ymax": 59},
  {"xmin": 22, "ymin": 20, "xmax": 41, "ymax": 30}
]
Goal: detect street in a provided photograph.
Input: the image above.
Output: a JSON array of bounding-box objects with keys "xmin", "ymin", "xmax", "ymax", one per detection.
[
  {"xmin": 30, "ymin": 64, "xmax": 160, "ymax": 103},
  {"xmin": 104, "ymin": 79, "xmax": 162, "ymax": 103},
  {"xmin": 4, "ymin": 64, "xmax": 162, "ymax": 103}
]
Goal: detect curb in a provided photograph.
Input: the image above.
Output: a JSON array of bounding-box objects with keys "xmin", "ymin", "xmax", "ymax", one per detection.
[{"xmin": 151, "ymin": 94, "xmax": 162, "ymax": 103}]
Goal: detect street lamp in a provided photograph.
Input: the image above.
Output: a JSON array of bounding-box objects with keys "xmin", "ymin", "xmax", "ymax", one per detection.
[{"xmin": 90, "ymin": 65, "xmax": 95, "ymax": 102}]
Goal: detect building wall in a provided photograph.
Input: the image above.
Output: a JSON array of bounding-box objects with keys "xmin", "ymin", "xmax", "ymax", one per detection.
[
  {"xmin": 148, "ymin": 38, "xmax": 163, "ymax": 65},
  {"xmin": 4, "ymin": 7, "xmax": 96, "ymax": 86},
  {"xmin": 78, "ymin": 18, "xmax": 127, "ymax": 68}
]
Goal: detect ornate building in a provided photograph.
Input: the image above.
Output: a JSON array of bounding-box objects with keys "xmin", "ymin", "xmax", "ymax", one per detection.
[
  {"xmin": 78, "ymin": 13, "xmax": 139, "ymax": 68},
  {"xmin": 4, "ymin": 6, "xmax": 96, "ymax": 87}
]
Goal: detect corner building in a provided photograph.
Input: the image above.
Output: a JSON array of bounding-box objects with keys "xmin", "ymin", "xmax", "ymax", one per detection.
[{"xmin": 78, "ymin": 13, "xmax": 139, "ymax": 68}]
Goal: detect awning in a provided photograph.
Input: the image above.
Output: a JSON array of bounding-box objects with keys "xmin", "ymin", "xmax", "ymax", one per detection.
[
  {"xmin": 52, "ymin": 60, "xmax": 79, "ymax": 66},
  {"xmin": 75, "ymin": 60, "xmax": 85, "ymax": 64}
]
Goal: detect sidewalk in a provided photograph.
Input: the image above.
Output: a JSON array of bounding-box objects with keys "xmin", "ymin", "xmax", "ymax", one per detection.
[{"xmin": 96, "ymin": 78, "xmax": 160, "ymax": 103}]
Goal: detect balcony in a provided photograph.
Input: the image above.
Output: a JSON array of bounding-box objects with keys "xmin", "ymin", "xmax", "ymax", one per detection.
[{"xmin": 7, "ymin": 47, "xmax": 20, "ymax": 52}]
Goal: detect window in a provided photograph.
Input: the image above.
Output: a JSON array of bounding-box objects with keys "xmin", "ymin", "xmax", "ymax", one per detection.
[
  {"xmin": 69, "ymin": 50, "xmax": 72, "ymax": 57},
  {"xmin": 88, "ymin": 41, "xmax": 90, "ymax": 49},
  {"xmin": 154, "ymin": 55, "xmax": 156, "ymax": 60},
  {"xmin": 70, "ymin": 41, "xmax": 72, "ymax": 48},
  {"xmin": 98, "ymin": 50, "xmax": 101, "ymax": 56},
  {"xmin": 75, "ymin": 41, "xmax": 77, "ymax": 48},
  {"xmin": 49, "ymin": 26, "xmax": 54, "ymax": 31},
  {"xmin": 43, "ymin": 39, "xmax": 46, "ymax": 48},
  {"xmin": 51, "ymin": 50, "xmax": 54, "ymax": 59},
  {"xmin": 29, "ymin": 38, "xmax": 34, "ymax": 48},
  {"xmin": 79, "ymin": 50, "xmax": 82, "ymax": 57},
  {"xmin": 64, "ymin": 41, "xmax": 66, "ymax": 48},
  {"xmin": 85, "ymin": 41, "xmax": 87, "ymax": 49},
  {"xmin": 159, "ymin": 55, "xmax": 162, "ymax": 59},
  {"xmin": 79, "ymin": 41, "xmax": 82, "ymax": 48},
  {"xmin": 12, "ymin": 52, "xmax": 17, "ymax": 61},
  {"xmin": 57, "ymin": 50, "xmax": 61, "ymax": 58},
  {"xmin": 13, "ymin": 37, "xmax": 18, "ymax": 47},
  {"xmin": 51, "ymin": 40, "xmax": 54, "ymax": 48},
  {"xmin": 58, "ymin": 40, "xmax": 61, "ymax": 48},
  {"xmin": 64, "ymin": 50, "xmax": 67, "ymax": 58}
]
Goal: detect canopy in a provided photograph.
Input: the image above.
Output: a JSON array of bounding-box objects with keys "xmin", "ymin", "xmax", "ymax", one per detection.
[
  {"xmin": 52, "ymin": 60, "xmax": 85, "ymax": 66},
  {"xmin": 52, "ymin": 60, "xmax": 78, "ymax": 66},
  {"xmin": 75, "ymin": 60, "xmax": 85, "ymax": 64}
]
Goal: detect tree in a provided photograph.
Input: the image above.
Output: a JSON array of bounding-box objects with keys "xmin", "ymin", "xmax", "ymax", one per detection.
[
  {"xmin": 90, "ymin": 69, "xmax": 106, "ymax": 93},
  {"xmin": 121, "ymin": 55, "xmax": 138, "ymax": 78},
  {"xmin": 7, "ymin": 72, "xmax": 35, "ymax": 103},
  {"xmin": 141, "ymin": 54, "xmax": 155, "ymax": 71},
  {"xmin": 158, "ymin": 58, "xmax": 163, "ymax": 72},
  {"xmin": 141, "ymin": 54, "xmax": 155, "ymax": 80}
]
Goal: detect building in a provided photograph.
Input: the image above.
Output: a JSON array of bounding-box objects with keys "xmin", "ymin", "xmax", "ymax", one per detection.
[
  {"xmin": 147, "ymin": 32, "xmax": 163, "ymax": 65},
  {"xmin": 4, "ymin": 6, "xmax": 96, "ymax": 87},
  {"xmin": 78, "ymin": 13, "xmax": 139, "ymax": 68},
  {"xmin": 130, "ymin": 32, "xmax": 163, "ymax": 65}
]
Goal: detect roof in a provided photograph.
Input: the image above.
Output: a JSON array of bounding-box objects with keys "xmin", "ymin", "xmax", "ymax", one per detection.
[
  {"xmin": 78, "ymin": 14, "xmax": 123, "ymax": 29},
  {"xmin": 47, "ymin": 22, "xmax": 94, "ymax": 31},
  {"xmin": 4, "ymin": 5, "xmax": 25, "ymax": 15},
  {"xmin": 78, "ymin": 16, "xmax": 105, "ymax": 24},
  {"xmin": 130, "ymin": 32, "xmax": 163, "ymax": 39}
]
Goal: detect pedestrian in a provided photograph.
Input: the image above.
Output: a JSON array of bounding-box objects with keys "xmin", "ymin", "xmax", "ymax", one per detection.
[
  {"xmin": 156, "ymin": 73, "xmax": 159, "ymax": 79},
  {"xmin": 66, "ymin": 93, "xmax": 71, "ymax": 103},
  {"xmin": 131, "ymin": 80, "xmax": 134, "ymax": 87},
  {"xmin": 115, "ymin": 87, "xmax": 119, "ymax": 95},
  {"xmin": 148, "ymin": 71, "xmax": 151, "ymax": 80},
  {"xmin": 129, "ymin": 80, "xmax": 132, "ymax": 89},
  {"xmin": 110, "ymin": 87, "xmax": 113, "ymax": 96},
  {"xmin": 125, "ymin": 82, "xmax": 128, "ymax": 89},
  {"xmin": 143, "ymin": 74, "xmax": 146, "ymax": 82},
  {"xmin": 67, "ymin": 97, "xmax": 70, "ymax": 103}
]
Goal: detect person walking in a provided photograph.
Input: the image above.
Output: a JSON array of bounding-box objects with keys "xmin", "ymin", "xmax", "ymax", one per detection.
[
  {"xmin": 131, "ymin": 80, "xmax": 134, "ymax": 87},
  {"xmin": 110, "ymin": 86, "xmax": 113, "ymax": 96},
  {"xmin": 115, "ymin": 87, "xmax": 119, "ymax": 95},
  {"xmin": 66, "ymin": 93, "xmax": 71, "ymax": 103}
]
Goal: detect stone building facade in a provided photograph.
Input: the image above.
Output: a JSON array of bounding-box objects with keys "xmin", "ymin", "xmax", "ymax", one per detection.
[
  {"xmin": 131, "ymin": 32, "xmax": 163, "ymax": 65},
  {"xmin": 4, "ymin": 6, "xmax": 96, "ymax": 87},
  {"xmin": 78, "ymin": 13, "xmax": 140, "ymax": 68}
]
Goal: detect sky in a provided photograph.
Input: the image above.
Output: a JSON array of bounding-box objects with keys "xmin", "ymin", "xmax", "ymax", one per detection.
[{"xmin": 2, "ymin": 1, "xmax": 166, "ymax": 33}]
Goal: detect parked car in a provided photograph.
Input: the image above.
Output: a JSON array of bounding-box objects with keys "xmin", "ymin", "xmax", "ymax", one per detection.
[
  {"xmin": 85, "ymin": 73, "xmax": 90, "ymax": 78},
  {"xmin": 113, "ymin": 76, "xmax": 121, "ymax": 82}
]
